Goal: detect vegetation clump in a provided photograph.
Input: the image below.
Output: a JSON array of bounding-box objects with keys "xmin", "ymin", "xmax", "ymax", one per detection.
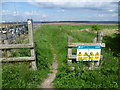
[{"xmin": 91, "ymin": 24, "xmax": 101, "ymax": 31}]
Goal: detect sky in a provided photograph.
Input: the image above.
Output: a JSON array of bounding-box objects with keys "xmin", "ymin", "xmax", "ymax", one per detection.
[{"xmin": 0, "ymin": 0, "xmax": 119, "ymax": 22}]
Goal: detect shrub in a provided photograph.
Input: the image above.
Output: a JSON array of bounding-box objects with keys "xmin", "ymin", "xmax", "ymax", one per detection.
[{"xmin": 91, "ymin": 24, "xmax": 101, "ymax": 31}]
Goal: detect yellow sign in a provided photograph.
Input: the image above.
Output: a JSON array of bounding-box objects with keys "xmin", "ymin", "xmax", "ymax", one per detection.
[{"xmin": 76, "ymin": 46, "xmax": 101, "ymax": 61}]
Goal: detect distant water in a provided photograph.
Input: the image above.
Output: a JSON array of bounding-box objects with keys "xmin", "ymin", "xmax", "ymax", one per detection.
[
  {"xmin": 36, "ymin": 21, "xmax": 118, "ymax": 24},
  {"xmin": 1, "ymin": 21, "xmax": 118, "ymax": 24}
]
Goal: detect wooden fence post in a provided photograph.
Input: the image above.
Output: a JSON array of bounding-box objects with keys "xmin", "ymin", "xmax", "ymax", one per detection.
[
  {"xmin": 94, "ymin": 31, "xmax": 103, "ymax": 67},
  {"xmin": 68, "ymin": 36, "xmax": 73, "ymax": 63},
  {"xmin": 0, "ymin": 31, "xmax": 2, "ymax": 89},
  {"xmin": 2, "ymin": 30, "xmax": 7, "ymax": 57},
  {"xmin": 93, "ymin": 37, "xmax": 97, "ymax": 43},
  {"xmin": 0, "ymin": 31, "xmax": 2, "ymax": 58},
  {"xmin": 97, "ymin": 31, "xmax": 103, "ymax": 43},
  {"xmin": 3, "ymin": 27, "xmax": 11, "ymax": 58},
  {"xmin": 27, "ymin": 19, "xmax": 37, "ymax": 70},
  {"xmin": 88, "ymin": 37, "xmax": 97, "ymax": 70}
]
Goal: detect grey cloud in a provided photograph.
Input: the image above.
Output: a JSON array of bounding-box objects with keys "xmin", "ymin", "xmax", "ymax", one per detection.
[{"xmin": 29, "ymin": 1, "xmax": 118, "ymax": 13}]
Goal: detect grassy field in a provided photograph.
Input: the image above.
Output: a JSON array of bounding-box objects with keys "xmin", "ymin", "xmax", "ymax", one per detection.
[{"xmin": 2, "ymin": 24, "xmax": 119, "ymax": 88}]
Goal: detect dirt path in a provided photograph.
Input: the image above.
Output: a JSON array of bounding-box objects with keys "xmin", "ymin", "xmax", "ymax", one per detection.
[{"xmin": 40, "ymin": 45, "xmax": 58, "ymax": 88}]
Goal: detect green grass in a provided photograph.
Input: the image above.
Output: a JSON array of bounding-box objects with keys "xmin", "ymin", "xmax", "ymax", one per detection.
[
  {"xmin": 56, "ymin": 24, "xmax": 118, "ymax": 31},
  {"xmin": 2, "ymin": 24, "xmax": 119, "ymax": 88},
  {"xmin": 2, "ymin": 62, "xmax": 49, "ymax": 88}
]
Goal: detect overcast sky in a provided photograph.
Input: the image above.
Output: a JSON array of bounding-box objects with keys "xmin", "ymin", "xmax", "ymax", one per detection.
[{"xmin": 1, "ymin": 0, "xmax": 119, "ymax": 22}]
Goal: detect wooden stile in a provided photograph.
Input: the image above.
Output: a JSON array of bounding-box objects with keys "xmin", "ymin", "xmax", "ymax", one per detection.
[{"xmin": 0, "ymin": 19, "xmax": 37, "ymax": 70}]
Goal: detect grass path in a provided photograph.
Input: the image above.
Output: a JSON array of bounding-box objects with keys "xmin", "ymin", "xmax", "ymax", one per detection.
[{"xmin": 40, "ymin": 45, "xmax": 58, "ymax": 88}]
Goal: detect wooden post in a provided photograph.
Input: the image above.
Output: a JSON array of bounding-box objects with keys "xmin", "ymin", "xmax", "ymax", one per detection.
[
  {"xmin": 27, "ymin": 19, "xmax": 37, "ymax": 70},
  {"xmin": 0, "ymin": 4, "xmax": 2, "ymax": 88},
  {"xmin": 0, "ymin": 27, "xmax": 3, "ymax": 86},
  {"xmin": 0, "ymin": 32, "xmax": 2, "ymax": 58},
  {"xmin": 2, "ymin": 27, "xmax": 11, "ymax": 58},
  {"xmin": 97, "ymin": 31, "xmax": 103, "ymax": 43},
  {"xmin": 7, "ymin": 27, "xmax": 11, "ymax": 57},
  {"xmin": 88, "ymin": 61, "xmax": 94, "ymax": 70},
  {"xmin": 94, "ymin": 31, "xmax": 103, "ymax": 67},
  {"xmin": 88, "ymin": 37, "xmax": 97, "ymax": 70},
  {"xmin": 92, "ymin": 37, "xmax": 97, "ymax": 43},
  {"xmin": 2, "ymin": 29, "xmax": 7, "ymax": 57},
  {"xmin": 68, "ymin": 36, "xmax": 73, "ymax": 63}
]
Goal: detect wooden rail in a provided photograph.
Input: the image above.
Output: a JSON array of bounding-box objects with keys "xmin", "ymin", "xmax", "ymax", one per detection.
[
  {"xmin": 0, "ymin": 44, "xmax": 33, "ymax": 49},
  {"xmin": 68, "ymin": 43, "xmax": 105, "ymax": 47},
  {"xmin": 1, "ymin": 57, "xmax": 35, "ymax": 62}
]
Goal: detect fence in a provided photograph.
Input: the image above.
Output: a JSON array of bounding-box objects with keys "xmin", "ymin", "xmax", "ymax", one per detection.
[
  {"xmin": 67, "ymin": 31, "xmax": 105, "ymax": 69},
  {"xmin": 0, "ymin": 19, "xmax": 37, "ymax": 70}
]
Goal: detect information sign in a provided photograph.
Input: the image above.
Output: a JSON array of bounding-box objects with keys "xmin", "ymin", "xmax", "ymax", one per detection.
[{"xmin": 76, "ymin": 45, "xmax": 101, "ymax": 61}]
